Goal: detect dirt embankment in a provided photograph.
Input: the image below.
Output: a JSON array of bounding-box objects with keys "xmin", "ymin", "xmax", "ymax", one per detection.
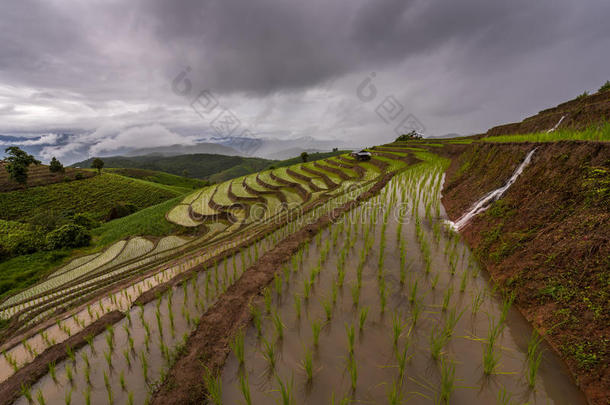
[
  {"xmin": 442, "ymin": 142, "xmax": 610, "ymax": 405},
  {"xmin": 485, "ymin": 91, "xmax": 610, "ymax": 136},
  {"xmin": 151, "ymin": 172, "xmax": 396, "ymax": 405}
]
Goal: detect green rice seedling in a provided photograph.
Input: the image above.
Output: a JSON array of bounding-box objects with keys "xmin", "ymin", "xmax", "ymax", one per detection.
[
  {"xmin": 128, "ymin": 335, "xmax": 135, "ymax": 353},
  {"xmin": 105, "ymin": 331, "xmax": 114, "ymax": 353},
  {"xmin": 472, "ymin": 290, "xmax": 485, "ymax": 315},
  {"xmin": 496, "ymin": 387, "xmax": 516, "ymax": 405},
  {"xmin": 65, "ymin": 345, "xmax": 75, "ymax": 363},
  {"xmin": 331, "ymin": 282, "xmax": 338, "ymax": 305},
  {"xmin": 84, "ymin": 363, "xmax": 91, "ymax": 385},
  {"xmin": 48, "ymin": 361, "xmax": 57, "ymax": 383},
  {"xmin": 396, "ymin": 341, "xmax": 410, "ymax": 381},
  {"xmin": 392, "ymin": 312, "xmax": 404, "ymax": 349},
  {"xmin": 323, "ymin": 299, "xmax": 333, "ymax": 321},
  {"xmin": 104, "ymin": 372, "xmax": 113, "ymax": 404},
  {"xmin": 140, "ymin": 351, "xmax": 149, "ymax": 381},
  {"xmin": 65, "ymin": 364, "xmax": 73, "ymax": 385},
  {"xmin": 444, "ymin": 308, "xmax": 464, "ymax": 339},
  {"xmin": 104, "ymin": 370, "xmax": 110, "ymax": 389},
  {"xmin": 84, "ymin": 387, "xmax": 91, "ymax": 405},
  {"xmin": 119, "ymin": 370, "xmax": 126, "ymax": 391},
  {"xmin": 127, "ymin": 392, "xmax": 134, "ymax": 405},
  {"xmin": 429, "ymin": 327, "xmax": 449, "ymax": 361},
  {"xmin": 274, "ymin": 274, "xmax": 283, "ymax": 298},
  {"xmin": 431, "ymin": 273, "xmax": 440, "ymax": 289},
  {"xmin": 36, "ymin": 389, "xmax": 45, "ymax": 405},
  {"xmin": 64, "ymin": 388, "xmax": 72, "ymax": 405},
  {"xmin": 80, "ymin": 351, "xmax": 89, "ymax": 368},
  {"xmin": 439, "ymin": 358, "xmax": 455, "ymax": 403},
  {"xmin": 409, "ymin": 280, "xmax": 418, "ymax": 304},
  {"xmin": 21, "ymin": 383, "xmax": 33, "ymax": 403},
  {"xmin": 156, "ymin": 308, "xmax": 164, "ymax": 337},
  {"xmin": 527, "ymin": 330, "xmax": 542, "ymax": 361},
  {"xmin": 294, "ymin": 296, "xmax": 301, "ymax": 319},
  {"xmin": 499, "ymin": 293, "xmax": 515, "ymax": 325},
  {"xmin": 263, "ymin": 288, "xmax": 272, "ymax": 314},
  {"xmin": 386, "ymin": 378, "xmax": 403, "ymax": 405},
  {"xmin": 302, "ymin": 348, "xmax": 314, "ymax": 383},
  {"xmin": 104, "ymin": 350, "xmax": 113, "ymax": 369},
  {"xmin": 459, "ymin": 268, "xmax": 469, "ymax": 292},
  {"xmin": 239, "ymin": 371, "xmax": 252, "ymax": 405},
  {"xmin": 442, "ymin": 286, "xmax": 453, "ymax": 312},
  {"xmin": 411, "ymin": 299, "xmax": 422, "ymax": 327},
  {"xmin": 123, "ymin": 348, "xmax": 131, "ymax": 368},
  {"xmin": 350, "ymin": 283, "xmax": 360, "ymax": 308},
  {"xmin": 250, "ymin": 305, "xmax": 263, "ymax": 337},
  {"xmin": 379, "ymin": 283, "xmax": 387, "ymax": 314},
  {"xmin": 483, "ymin": 342, "xmax": 499, "ymax": 375},
  {"xmin": 303, "ymin": 279, "xmax": 312, "ymax": 301},
  {"xmin": 359, "ymin": 306, "xmax": 369, "ymax": 332},
  {"xmin": 276, "ymin": 374, "xmax": 294, "ymax": 405},
  {"xmin": 312, "ymin": 320, "xmax": 322, "ymax": 347},
  {"xmin": 348, "ymin": 358, "xmax": 358, "ymax": 392},
  {"xmin": 526, "ymin": 349, "xmax": 542, "ymax": 388},
  {"xmin": 346, "ymin": 323, "xmax": 356, "ymax": 356},
  {"xmin": 273, "ymin": 310, "xmax": 284, "ymax": 340},
  {"xmin": 261, "ymin": 337, "xmax": 276, "ymax": 369},
  {"xmin": 231, "ymin": 330, "xmax": 245, "ymax": 366}
]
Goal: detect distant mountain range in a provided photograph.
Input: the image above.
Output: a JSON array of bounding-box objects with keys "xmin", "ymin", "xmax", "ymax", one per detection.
[{"xmin": 1, "ymin": 133, "xmax": 352, "ymax": 164}]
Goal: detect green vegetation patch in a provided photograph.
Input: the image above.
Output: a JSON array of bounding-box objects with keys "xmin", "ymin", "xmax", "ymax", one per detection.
[
  {"xmin": 106, "ymin": 168, "xmax": 209, "ymax": 191},
  {"xmin": 0, "ymin": 173, "xmax": 181, "ymax": 223},
  {"xmin": 482, "ymin": 123, "xmax": 610, "ymax": 143}
]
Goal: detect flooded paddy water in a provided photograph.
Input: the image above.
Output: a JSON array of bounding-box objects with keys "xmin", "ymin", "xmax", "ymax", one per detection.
[{"xmin": 220, "ymin": 157, "xmax": 585, "ymax": 404}]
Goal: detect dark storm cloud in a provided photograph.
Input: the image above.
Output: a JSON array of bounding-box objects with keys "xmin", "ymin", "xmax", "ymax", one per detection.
[{"xmin": 0, "ymin": 0, "xmax": 609, "ymax": 158}]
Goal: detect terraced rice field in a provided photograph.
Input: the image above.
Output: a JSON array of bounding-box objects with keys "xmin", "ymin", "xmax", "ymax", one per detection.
[
  {"xmin": 0, "ymin": 148, "xmax": 587, "ymax": 404},
  {"xmin": 0, "ymin": 153, "xmax": 397, "ymax": 403}
]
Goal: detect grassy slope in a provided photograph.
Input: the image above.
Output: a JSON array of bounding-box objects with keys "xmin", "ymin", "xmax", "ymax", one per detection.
[
  {"xmin": 71, "ymin": 154, "xmax": 274, "ymax": 180},
  {"xmin": 0, "ymin": 163, "xmax": 95, "ymax": 192},
  {"xmin": 105, "ymin": 168, "xmax": 208, "ymax": 191},
  {"xmin": 0, "ymin": 173, "xmax": 182, "ymax": 223},
  {"xmin": 441, "ymin": 141, "xmax": 609, "ymax": 404}
]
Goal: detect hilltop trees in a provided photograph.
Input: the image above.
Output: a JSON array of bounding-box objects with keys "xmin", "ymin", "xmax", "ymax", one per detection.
[
  {"xmin": 396, "ymin": 130, "xmax": 423, "ymax": 141},
  {"xmin": 92, "ymin": 158, "xmax": 105, "ymax": 174},
  {"xmin": 599, "ymin": 80, "xmax": 610, "ymax": 93},
  {"xmin": 300, "ymin": 152, "xmax": 309, "ymax": 163},
  {"xmin": 49, "ymin": 157, "xmax": 64, "ymax": 173},
  {"xmin": 4, "ymin": 146, "xmax": 40, "ymax": 185}
]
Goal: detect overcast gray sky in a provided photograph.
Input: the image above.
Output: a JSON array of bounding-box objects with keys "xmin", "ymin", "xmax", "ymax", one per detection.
[{"xmin": 1, "ymin": 0, "xmax": 609, "ymax": 159}]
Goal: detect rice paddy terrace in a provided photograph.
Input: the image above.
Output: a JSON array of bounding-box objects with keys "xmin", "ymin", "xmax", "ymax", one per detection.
[{"xmin": 0, "ymin": 145, "xmax": 595, "ymax": 404}]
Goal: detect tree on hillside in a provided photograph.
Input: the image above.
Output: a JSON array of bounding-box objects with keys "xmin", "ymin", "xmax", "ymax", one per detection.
[
  {"xmin": 4, "ymin": 146, "xmax": 40, "ymax": 185},
  {"xmin": 300, "ymin": 152, "xmax": 309, "ymax": 163},
  {"xmin": 396, "ymin": 130, "xmax": 423, "ymax": 142},
  {"xmin": 599, "ymin": 80, "xmax": 610, "ymax": 93},
  {"xmin": 49, "ymin": 157, "xmax": 64, "ymax": 173},
  {"xmin": 91, "ymin": 158, "xmax": 104, "ymax": 174}
]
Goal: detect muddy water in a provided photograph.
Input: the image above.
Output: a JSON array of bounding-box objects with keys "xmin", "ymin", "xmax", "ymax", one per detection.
[{"xmin": 220, "ymin": 169, "xmax": 586, "ymax": 404}]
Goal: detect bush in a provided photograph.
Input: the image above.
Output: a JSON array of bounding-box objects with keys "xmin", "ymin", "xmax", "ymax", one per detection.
[
  {"xmin": 599, "ymin": 81, "xmax": 610, "ymax": 93},
  {"xmin": 45, "ymin": 224, "xmax": 91, "ymax": 250},
  {"xmin": 73, "ymin": 212, "xmax": 99, "ymax": 229},
  {"xmin": 106, "ymin": 203, "xmax": 138, "ymax": 221},
  {"xmin": 74, "ymin": 173, "xmax": 84, "ymax": 180}
]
